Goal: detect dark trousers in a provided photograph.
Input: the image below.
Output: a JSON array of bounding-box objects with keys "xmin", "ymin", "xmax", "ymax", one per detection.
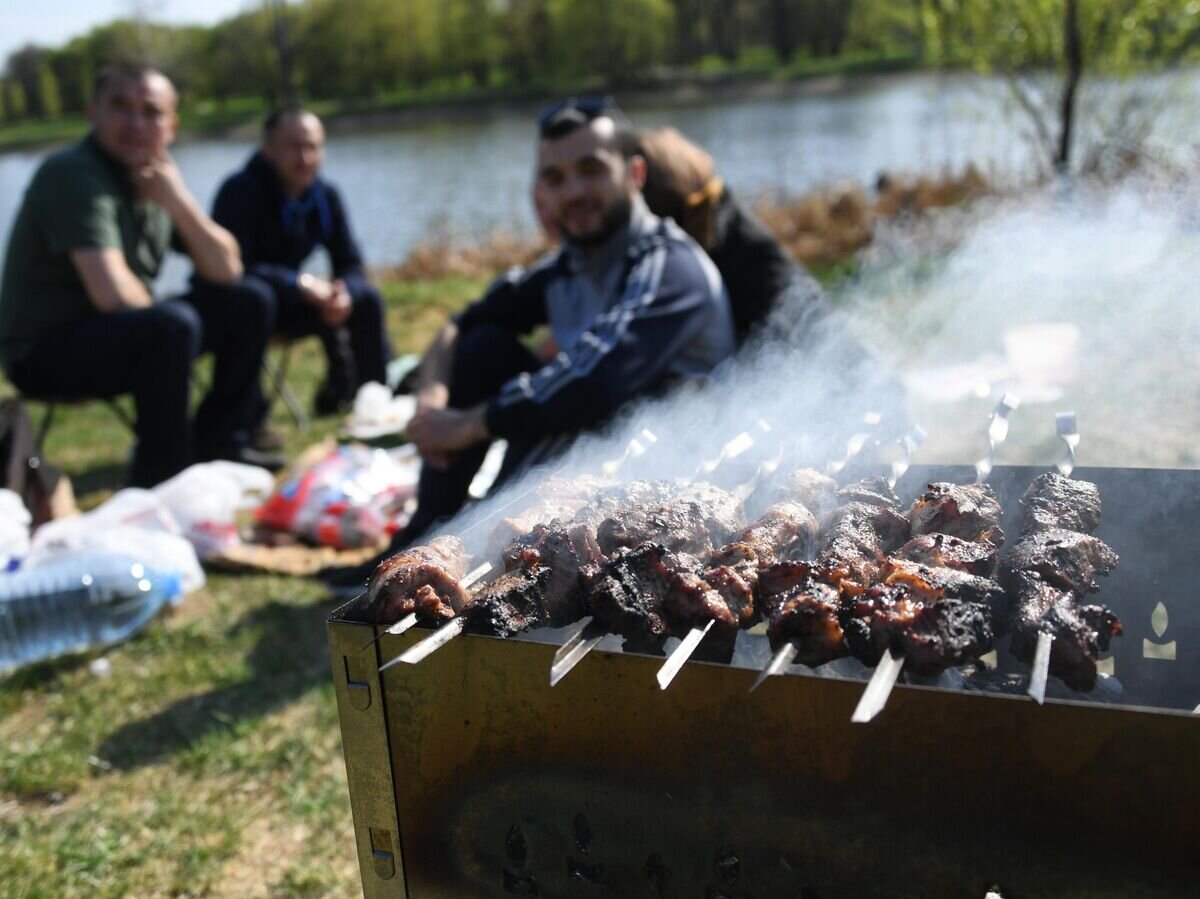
[
  {"xmin": 271, "ymin": 280, "xmax": 391, "ymax": 394},
  {"xmin": 402, "ymin": 324, "xmax": 563, "ymax": 546},
  {"xmin": 8, "ymin": 278, "xmax": 272, "ymax": 487}
]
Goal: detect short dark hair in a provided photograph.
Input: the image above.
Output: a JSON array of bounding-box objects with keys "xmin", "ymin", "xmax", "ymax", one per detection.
[
  {"xmin": 92, "ymin": 63, "xmax": 169, "ymax": 102},
  {"xmin": 263, "ymin": 105, "xmax": 317, "ymax": 139},
  {"xmin": 537, "ymin": 96, "xmax": 638, "ymax": 158}
]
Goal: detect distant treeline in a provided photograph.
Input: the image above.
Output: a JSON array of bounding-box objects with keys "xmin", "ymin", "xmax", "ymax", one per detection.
[{"xmin": 2, "ymin": 0, "xmax": 1196, "ymax": 124}]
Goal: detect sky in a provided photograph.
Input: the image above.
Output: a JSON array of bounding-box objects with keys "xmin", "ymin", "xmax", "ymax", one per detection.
[{"xmin": 0, "ymin": 0, "xmax": 251, "ymax": 65}]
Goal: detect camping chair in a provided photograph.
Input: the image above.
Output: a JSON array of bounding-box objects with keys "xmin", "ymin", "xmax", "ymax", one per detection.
[
  {"xmin": 262, "ymin": 337, "xmax": 310, "ymax": 431},
  {"xmin": 21, "ymin": 393, "xmax": 136, "ymax": 447}
]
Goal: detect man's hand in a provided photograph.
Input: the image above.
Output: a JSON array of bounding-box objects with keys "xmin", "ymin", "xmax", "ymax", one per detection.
[
  {"xmin": 134, "ymin": 152, "xmax": 190, "ymax": 213},
  {"xmin": 406, "ymin": 404, "xmax": 489, "ymax": 466},
  {"xmin": 297, "ymin": 274, "xmax": 353, "ymax": 327}
]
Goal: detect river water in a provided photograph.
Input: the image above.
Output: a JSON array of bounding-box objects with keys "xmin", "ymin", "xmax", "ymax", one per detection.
[{"xmin": 1, "ymin": 71, "xmax": 1197, "ymax": 292}]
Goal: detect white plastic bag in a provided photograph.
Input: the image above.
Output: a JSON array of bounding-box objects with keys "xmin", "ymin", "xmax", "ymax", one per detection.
[
  {"xmin": 0, "ymin": 488, "xmax": 31, "ymax": 568},
  {"xmin": 27, "ymin": 490, "xmax": 204, "ymax": 594},
  {"xmin": 153, "ymin": 461, "xmax": 274, "ymax": 558}
]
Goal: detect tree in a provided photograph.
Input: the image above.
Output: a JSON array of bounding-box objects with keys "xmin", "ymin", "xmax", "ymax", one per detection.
[{"xmin": 921, "ymin": 0, "xmax": 1200, "ymax": 174}]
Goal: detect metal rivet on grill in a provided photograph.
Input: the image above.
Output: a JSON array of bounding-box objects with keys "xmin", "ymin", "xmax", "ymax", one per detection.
[
  {"xmin": 502, "ymin": 869, "xmax": 539, "ymax": 895},
  {"xmin": 566, "ymin": 857, "xmax": 605, "ymax": 884},
  {"xmin": 714, "ymin": 846, "xmax": 740, "ymax": 883},
  {"xmin": 644, "ymin": 853, "xmax": 670, "ymax": 895},
  {"xmin": 572, "ymin": 812, "xmax": 592, "ymax": 854},
  {"xmin": 505, "ymin": 825, "xmax": 527, "ymax": 866}
]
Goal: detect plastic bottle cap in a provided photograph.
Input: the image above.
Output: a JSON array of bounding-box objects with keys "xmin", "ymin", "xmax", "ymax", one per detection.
[{"xmin": 161, "ymin": 571, "xmax": 185, "ymax": 606}]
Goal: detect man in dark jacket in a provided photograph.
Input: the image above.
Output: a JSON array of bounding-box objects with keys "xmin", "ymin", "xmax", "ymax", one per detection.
[
  {"xmin": 394, "ymin": 97, "xmax": 735, "ymax": 546},
  {"xmin": 211, "ymin": 108, "xmax": 391, "ymax": 414}
]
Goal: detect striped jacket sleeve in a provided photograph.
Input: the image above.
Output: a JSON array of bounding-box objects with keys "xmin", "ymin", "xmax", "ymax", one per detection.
[{"xmin": 484, "ymin": 233, "xmax": 722, "ymax": 440}]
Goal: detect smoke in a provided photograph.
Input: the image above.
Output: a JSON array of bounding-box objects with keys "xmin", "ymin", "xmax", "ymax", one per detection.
[{"xmin": 438, "ymin": 177, "xmax": 1200, "ymax": 556}]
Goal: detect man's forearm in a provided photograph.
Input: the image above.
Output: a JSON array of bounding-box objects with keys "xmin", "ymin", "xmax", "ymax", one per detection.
[
  {"xmin": 417, "ymin": 320, "xmax": 459, "ymax": 408},
  {"xmin": 167, "ymin": 192, "xmax": 244, "ymax": 285}
]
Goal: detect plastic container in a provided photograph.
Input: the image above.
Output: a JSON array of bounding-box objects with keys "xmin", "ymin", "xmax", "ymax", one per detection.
[{"xmin": 0, "ymin": 554, "xmax": 183, "ymax": 676}]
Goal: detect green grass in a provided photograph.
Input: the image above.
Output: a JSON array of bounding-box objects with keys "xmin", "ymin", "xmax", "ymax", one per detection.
[{"xmin": 0, "ymin": 275, "xmax": 484, "ymax": 898}]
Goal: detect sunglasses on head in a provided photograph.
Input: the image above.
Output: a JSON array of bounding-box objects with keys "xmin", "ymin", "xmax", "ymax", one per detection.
[{"xmin": 537, "ymin": 95, "xmax": 622, "ymax": 134}]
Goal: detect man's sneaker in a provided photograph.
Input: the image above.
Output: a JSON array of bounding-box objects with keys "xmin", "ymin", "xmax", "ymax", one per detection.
[{"xmin": 251, "ymin": 423, "xmax": 286, "ymax": 451}]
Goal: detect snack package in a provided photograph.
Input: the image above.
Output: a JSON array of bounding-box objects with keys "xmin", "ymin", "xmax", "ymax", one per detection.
[{"xmin": 256, "ymin": 443, "xmax": 420, "ymax": 549}]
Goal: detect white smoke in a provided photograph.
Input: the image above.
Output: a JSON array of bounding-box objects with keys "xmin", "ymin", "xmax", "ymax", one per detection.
[{"xmin": 439, "ymin": 177, "xmax": 1200, "ymax": 557}]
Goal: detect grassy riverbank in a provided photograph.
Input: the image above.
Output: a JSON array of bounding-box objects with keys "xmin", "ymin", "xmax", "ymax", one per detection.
[{"xmin": 0, "ymin": 276, "xmax": 486, "ymax": 899}]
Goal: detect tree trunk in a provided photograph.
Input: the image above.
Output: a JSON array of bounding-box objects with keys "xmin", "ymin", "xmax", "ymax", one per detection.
[{"xmin": 1057, "ymin": 0, "xmax": 1082, "ymax": 172}]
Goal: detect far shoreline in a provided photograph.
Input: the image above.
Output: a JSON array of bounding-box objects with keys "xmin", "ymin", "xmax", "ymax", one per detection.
[{"xmin": 0, "ymin": 54, "xmax": 923, "ymax": 155}]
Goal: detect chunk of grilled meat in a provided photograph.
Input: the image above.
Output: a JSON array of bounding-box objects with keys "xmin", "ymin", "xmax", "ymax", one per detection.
[
  {"xmin": 843, "ymin": 584, "xmax": 993, "ymax": 675},
  {"xmin": 735, "ymin": 500, "xmax": 819, "ymax": 564},
  {"xmin": 1000, "ymin": 529, "xmax": 1119, "ymax": 596},
  {"xmin": 502, "ymin": 521, "xmax": 604, "ymax": 626},
  {"xmin": 908, "ymin": 483, "xmax": 1005, "ymax": 546},
  {"xmin": 459, "ymin": 567, "xmax": 553, "ymax": 638},
  {"xmin": 362, "ymin": 536, "xmax": 471, "ymax": 624},
  {"xmin": 757, "ymin": 561, "xmax": 849, "ymax": 666},
  {"xmin": 881, "ymin": 558, "xmax": 1007, "ymax": 620},
  {"xmin": 896, "ymin": 533, "xmax": 999, "ymax": 577},
  {"xmin": 583, "ymin": 542, "xmax": 734, "ymax": 657},
  {"xmin": 777, "ymin": 468, "xmax": 839, "ymax": 521},
  {"xmin": 1020, "ymin": 472, "xmax": 1102, "ymax": 534},
  {"xmin": 836, "ymin": 476, "xmax": 902, "ymax": 510},
  {"xmin": 595, "ymin": 485, "xmax": 743, "ymax": 558},
  {"xmin": 817, "ymin": 502, "xmax": 911, "ymax": 587},
  {"xmin": 1006, "ymin": 569, "xmax": 1122, "ymax": 691}
]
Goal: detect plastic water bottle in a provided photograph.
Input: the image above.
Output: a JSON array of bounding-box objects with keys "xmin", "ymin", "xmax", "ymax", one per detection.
[{"xmin": 0, "ymin": 554, "xmax": 183, "ymax": 676}]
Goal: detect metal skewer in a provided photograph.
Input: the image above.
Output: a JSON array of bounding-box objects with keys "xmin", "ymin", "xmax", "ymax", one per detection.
[
  {"xmin": 974, "ymin": 393, "xmax": 1020, "ymax": 483},
  {"xmin": 826, "ymin": 411, "xmax": 882, "ymax": 476},
  {"xmin": 1025, "ymin": 411, "xmax": 1080, "ymax": 699},
  {"xmin": 381, "ymin": 617, "xmax": 466, "ymax": 671},
  {"xmin": 851, "ymin": 649, "xmax": 905, "ymax": 723},
  {"xmin": 361, "ymin": 561, "xmax": 493, "ymax": 653},
  {"xmin": 549, "ymin": 617, "xmax": 608, "ymax": 686},
  {"xmin": 749, "ymin": 642, "xmax": 798, "ymax": 693},
  {"xmin": 656, "ymin": 619, "xmax": 716, "ymax": 690},
  {"xmin": 1027, "ymin": 631, "xmax": 1054, "ymax": 705}
]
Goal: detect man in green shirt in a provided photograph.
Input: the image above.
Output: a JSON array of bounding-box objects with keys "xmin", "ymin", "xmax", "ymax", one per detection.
[{"xmin": 0, "ymin": 64, "xmax": 277, "ymax": 486}]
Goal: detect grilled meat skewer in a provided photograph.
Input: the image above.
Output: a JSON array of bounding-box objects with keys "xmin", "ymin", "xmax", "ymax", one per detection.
[
  {"xmin": 361, "ymin": 536, "xmax": 472, "ymax": 624},
  {"xmin": 1000, "ymin": 474, "xmax": 1121, "ymax": 692},
  {"xmin": 908, "ymin": 482, "xmax": 1006, "ymax": 546}
]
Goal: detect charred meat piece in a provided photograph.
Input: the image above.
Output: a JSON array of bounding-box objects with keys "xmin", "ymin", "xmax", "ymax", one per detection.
[
  {"xmin": 1001, "ymin": 529, "xmax": 1119, "ymax": 595},
  {"xmin": 843, "ymin": 584, "xmax": 993, "ymax": 675},
  {"xmin": 459, "ymin": 567, "xmax": 553, "ymax": 638},
  {"xmin": 584, "ymin": 543, "xmax": 677, "ymax": 654},
  {"xmin": 881, "ymin": 558, "xmax": 1007, "ymax": 622},
  {"xmin": 363, "ymin": 536, "xmax": 470, "ymax": 624},
  {"xmin": 584, "ymin": 543, "xmax": 739, "ymax": 656},
  {"xmin": 735, "ymin": 501, "xmax": 819, "ymax": 564},
  {"xmin": 1020, "ymin": 472, "xmax": 1102, "ymax": 534},
  {"xmin": 595, "ymin": 487, "xmax": 743, "ymax": 558},
  {"xmin": 908, "ymin": 483, "xmax": 1005, "ymax": 546},
  {"xmin": 757, "ymin": 561, "xmax": 848, "ymax": 666},
  {"xmin": 895, "ymin": 533, "xmax": 999, "ymax": 577},
  {"xmin": 703, "ymin": 543, "xmax": 759, "ymax": 628},
  {"xmin": 1006, "ymin": 570, "xmax": 1122, "ymax": 691},
  {"xmin": 777, "ymin": 468, "xmax": 839, "ymax": 521},
  {"xmin": 502, "ymin": 521, "xmax": 604, "ymax": 626},
  {"xmin": 837, "ymin": 476, "xmax": 901, "ymax": 510},
  {"xmin": 817, "ymin": 502, "xmax": 911, "ymax": 586}
]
